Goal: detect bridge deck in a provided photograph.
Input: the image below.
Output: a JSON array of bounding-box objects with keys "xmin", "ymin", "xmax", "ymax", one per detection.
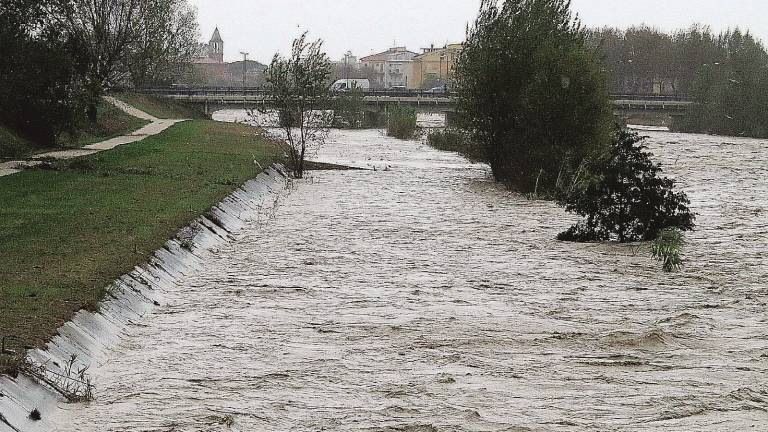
[{"xmin": 141, "ymin": 88, "xmax": 693, "ymax": 112}]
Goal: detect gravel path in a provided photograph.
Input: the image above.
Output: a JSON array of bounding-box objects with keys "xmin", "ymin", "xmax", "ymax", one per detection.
[{"xmin": 0, "ymin": 97, "xmax": 184, "ymax": 177}]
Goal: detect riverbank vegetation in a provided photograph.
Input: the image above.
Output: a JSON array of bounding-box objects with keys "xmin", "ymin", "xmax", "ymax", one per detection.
[
  {"xmin": 590, "ymin": 25, "xmax": 768, "ymax": 138},
  {"xmin": 386, "ymin": 107, "xmax": 418, "ymax": 140},
  {"xmin": 447, "ymin": 0, "xmax": 695, "ymax": 271},
  {"xmin": 557, "ymin": 128, "xmax": 695, "ymax": 243},
  {"xmin": 426, "ymin": 129, "xmax": 485, "ymax": 162},
  {"xmin": 264, "ymin": 33, "xmax": 332, "ymax": 178},
  {"xmin": 332, "ymin": 89, "xmax": 367, "ymax": 129},
  {"xmin": 0, "ymin": 120, "xmax": 283, "ymax": 351},
  {"xmin": 455, "ymin": 0, "xmax": 611, "ymax": 194},
  {"xmin": 0, "ymin": 101, "xmax": 149, "ymax": 159},
  {"xmin": 0, "ymin": 0, "xmax": 199, "ymax": 157}
]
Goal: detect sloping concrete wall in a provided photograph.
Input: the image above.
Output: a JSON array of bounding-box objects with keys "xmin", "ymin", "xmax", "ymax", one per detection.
[{"xmin": 0, "ymin": 165, "xmax": 289, "ymax": 432}]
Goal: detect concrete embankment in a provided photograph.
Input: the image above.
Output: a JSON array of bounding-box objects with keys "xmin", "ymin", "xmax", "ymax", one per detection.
[{"xmin": 0, "ymin": 165, "xmax": 288, "ymax": 432}]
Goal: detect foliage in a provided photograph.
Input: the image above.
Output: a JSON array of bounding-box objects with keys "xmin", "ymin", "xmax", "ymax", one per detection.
[
  {"xmin": 333, "ymin": 88, "xmax": 366, "ymax": 129},
  {"xmin": 0, "ymin": 0, "xmax": 199, "ymax": 151},
  {"xmin": 651, "ymin": 228, "xmax": 686, "ymax": 272},
  {"xmin": 455, "ymin": 0, "xmax": 612, "ymax": 194},
  {"xmin": 21, "ymin": 354, "xmax": 95, "ymax": 402},
  {"xmin": 589, "ymin": 25, "xmax": 768, "ymax": 137},
  {"xmin": 126, "ymin": 0, "xmax": 200, "ymax": 87},
  {"xmin": 427, "ymin": 128, "xmax": 486, "ymax": 162},
  {"xmin": 558, "ymin": 127, "xmax": 695, "ymax": 243},
  {"xmin": 0, "ymin": 0, "xmax": 84, "ymax": 147},
  {"xmin": 0, "ymin": 126, "xmax": 34, "ymax": 159},
  {"xmin": 681, "ymin": 29, "xmax": 768, "ymax": 137},
  {"xmin": 264, "ymin": 32, "xmax": 332, "ymax": 178},
  {"xmin": 386, "ymin": 106, "xmax": 418, "ymax": 139}
]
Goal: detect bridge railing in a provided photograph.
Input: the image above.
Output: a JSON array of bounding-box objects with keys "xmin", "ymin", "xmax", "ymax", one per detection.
[{"xmin": 135, "ymin": 86, "xmax": 693, "ymax": 102}]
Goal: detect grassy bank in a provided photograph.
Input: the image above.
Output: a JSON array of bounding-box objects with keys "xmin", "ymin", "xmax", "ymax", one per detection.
[
  {"xmin": 0, "ymin": 101, "xmax": 149, "ymax": 159},
  {"xmin": 0, "ymin": 120, "xmax": 283, "ymax": 351},
  {"xmin": 113, "ymin": 92, "xmax": 208, "ymax": 120},
  {"xmin": 62, "ymin": 102, "xmax": 150, "ymax": 147},
  {"xmin": 0, "ymin": 125, "xmax": 33, "ymax": 159}
]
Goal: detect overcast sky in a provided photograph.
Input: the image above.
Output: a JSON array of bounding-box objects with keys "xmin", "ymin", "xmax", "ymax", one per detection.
[{"xmin": 187, "ymin": 0, "xmax": 768, "ymax": 63}]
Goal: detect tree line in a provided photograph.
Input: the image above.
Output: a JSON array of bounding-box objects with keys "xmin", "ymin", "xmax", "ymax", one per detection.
[
  {"xmin": 589, "ymin": 25, "xmax": 768, "ymax": 137},
  {"xmin": 0, "ymin": 0, "xmax": 199, "ymax": 147}
]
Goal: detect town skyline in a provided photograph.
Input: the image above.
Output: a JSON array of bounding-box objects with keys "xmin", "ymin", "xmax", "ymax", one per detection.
[{"xmin": 190, "ymin": 0, "xmax": 768, "ymax": 63}]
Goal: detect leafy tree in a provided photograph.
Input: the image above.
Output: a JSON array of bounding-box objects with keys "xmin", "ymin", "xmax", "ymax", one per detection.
[
  {"xmin": 0, "ymin": 0, "xmax": 84, "ymax": 148},
  {"xmin": 455, "ymin": 0, "xmax": 612, "ymax": 193},
  {"xmin": 558, "ymin": 127, "xmax": 695, "ymax": 243},
  {"xmin": 265, "ymin": 32, "xmax": 332, "ymax": 178}
]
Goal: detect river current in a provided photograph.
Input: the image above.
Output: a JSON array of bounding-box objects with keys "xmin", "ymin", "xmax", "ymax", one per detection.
[{"xmin": 55, "ymin": 112, "xmax": 767, "ymax": 431}]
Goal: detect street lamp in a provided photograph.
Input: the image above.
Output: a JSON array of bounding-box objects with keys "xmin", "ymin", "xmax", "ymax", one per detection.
[{"xmin": 240, "ymin": 51, "xmax": 250, "ymax": 89}]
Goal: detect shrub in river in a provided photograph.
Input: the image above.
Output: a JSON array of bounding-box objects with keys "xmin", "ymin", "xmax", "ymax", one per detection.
[
  {"xmin": 29, "ymin": 409, "xmax": 42, "ymax": 421},
  {"xmin": 427, "ymin": 128, "xmax": 486, "ymax": 162},
  {"xmin": 558, "ymin": 127, "xmax": 695, "ymax": 243},
  {"xmin": 454, "ymin": 0, "xmax": 612, "ymax": 193},
  {"xmin": 265, "ymin": 32, "xmax": 332, "ymax": 178},
  {"xmin": 386, "ymin": 106, "xmax": 418, "ymax": 139},
  {"xmin": 333, "ymin": 89, "xmax": 366, "ymax": 129},
  {"xmin": 651, "ymin": 227, "xmax": 686, "ymax": 272}
]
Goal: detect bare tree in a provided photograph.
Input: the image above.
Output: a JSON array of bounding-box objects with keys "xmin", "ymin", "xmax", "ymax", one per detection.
[
  {"xmin": 128, "ymin": 0, "xmax": 200, "ymax": 87},
  {"xmin": 48, "ymin": 0, "xmax": 199, "ymax": 119},
  {"xmin": 264, "ymin": 33, "xmax": 332, "ymax": 178},
  {"xmin": 50, "ymin": 0, "xmax": 142, "ymax": 121}
]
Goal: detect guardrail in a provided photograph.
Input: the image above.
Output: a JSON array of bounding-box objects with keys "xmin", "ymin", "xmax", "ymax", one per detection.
[{"xmin": 134, "ymin": 86, "xmax": 692, "ymax": 102}]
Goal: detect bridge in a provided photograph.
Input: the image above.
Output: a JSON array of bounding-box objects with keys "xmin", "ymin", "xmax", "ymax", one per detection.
[{"xmin": 137, "ymin": 87, "xmax": 693, "ymax": 123}]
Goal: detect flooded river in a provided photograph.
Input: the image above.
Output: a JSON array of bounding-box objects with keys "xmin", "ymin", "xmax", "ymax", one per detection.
[{"xmin": 56, "ymin": 113, "xmax": 767, "ymax": 431}]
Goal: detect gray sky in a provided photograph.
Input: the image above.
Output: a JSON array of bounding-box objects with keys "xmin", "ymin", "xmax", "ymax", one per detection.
[{"xmin": 188, "ymin": 0, "xmax": 768, "ymax": 63}]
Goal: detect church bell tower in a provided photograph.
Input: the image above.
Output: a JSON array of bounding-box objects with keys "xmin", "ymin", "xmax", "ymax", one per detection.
[{"xmin": 208, "ymin": 27, "xmax": 224, "ymax": 63}]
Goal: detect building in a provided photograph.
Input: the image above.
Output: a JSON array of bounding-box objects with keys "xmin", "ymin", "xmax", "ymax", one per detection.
[
  {"xmin": 194, "ymin": 27, "xmax": 224, "ymax": 64},
  {"xmin": 412, "ymin": 43, "xmax": 463, "ymax": 89},
  {"xmin": 183, "ymin": 27, "xmax": 268, "ymax": 87},
  {"xmin": 335, "ymin": 51, "xmax": 361, "ymax": 70},
  {"xmin": 360, "ymin": 47, "xmax": 418, "ymax": 89}
]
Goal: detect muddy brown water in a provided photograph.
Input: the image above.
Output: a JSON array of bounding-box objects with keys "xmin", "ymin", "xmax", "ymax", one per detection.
[{"xmin": 54, "ymin": 114, "xmax": 767, "ymax": 431}]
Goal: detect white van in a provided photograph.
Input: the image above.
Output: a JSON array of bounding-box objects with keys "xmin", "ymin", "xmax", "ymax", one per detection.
[{"xmin": 331, "ymin": 79, "xmax": 371, "ymax": 92}]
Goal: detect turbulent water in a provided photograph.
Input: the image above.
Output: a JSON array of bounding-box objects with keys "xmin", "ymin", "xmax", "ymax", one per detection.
[{"xmin": 55, "ymin": 113, "xmax": 768, "ymax": 431}]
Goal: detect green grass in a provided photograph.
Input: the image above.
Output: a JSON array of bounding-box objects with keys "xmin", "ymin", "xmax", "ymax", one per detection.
[
  {"xmin": 0, "ymin": 120, "xmax": 283, "ymax": 350},
  {"xmin": 0, "ymin": 125, "xmax": 33, "ymax": 159},
  {"xmin": 113, "ymin": 92, "xmax": 208, "ymax": 120},
  {"xmin": 61, "ymin": 102, "xmax": 150, "ymax": 148},
  {"xmin": 1, "ymin": 102, "xmax": 149, "ymax": 159}
]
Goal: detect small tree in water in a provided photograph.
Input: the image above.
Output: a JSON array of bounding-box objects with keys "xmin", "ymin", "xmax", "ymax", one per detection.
[
  {"xmin": 558, "ymin": 127, "xmax": 695, "ymax": 243},
  {"xmin": 265, "ymin": 33, "xmax": 332, "ymax": 178}
]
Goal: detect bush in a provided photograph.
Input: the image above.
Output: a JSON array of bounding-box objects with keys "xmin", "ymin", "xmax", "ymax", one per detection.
[
  {"xmin": 333, "ymin": 89, "xmax": 366, "ymax": 129},
  {"xmin": 427, "ymin": 128, "xmax": 486, "ymax": 162},
  {"xmin": 386, "ymin": 106, "xmax": 417, "ymax": 139},
  {"xmin": 558, "ymin": 127, "xmax": 695, "ymax": 243},
  {"xmin": 0, "ymin": 126, "xmax": 33, "ymax": 158},
  {"xmin": 651, "ymin": 228, "xmax": 686, "ymax": 272},
  {"xmin": 454, "ymin": 0, "xmax": 611, "ymax": 193}
]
